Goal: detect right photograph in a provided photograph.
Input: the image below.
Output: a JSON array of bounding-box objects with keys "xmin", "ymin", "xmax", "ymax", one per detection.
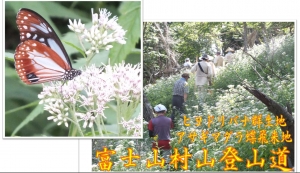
[{"xmin": 92, "ymin": 22, "xmax": 294, "ymax": 172}]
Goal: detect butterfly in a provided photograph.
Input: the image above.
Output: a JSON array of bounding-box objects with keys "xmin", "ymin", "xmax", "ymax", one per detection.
[{"xmin": 14, "ymin": 8, "xmax": 81, "ymax": 84}]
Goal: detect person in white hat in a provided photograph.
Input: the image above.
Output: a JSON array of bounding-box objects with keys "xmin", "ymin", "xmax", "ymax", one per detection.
[
  {"xmin": 224, "ymin": 47, "xmax": 235, "ymax": 65},
  {"xmin": 191, "ymin": 54, "xmax": 212, "ymax": 103},
  {"xmin": 148, "ymin": 104, "xmax": 174, "ymax": 167},
  {"xmin": 183, "ymin": 58, "xmax": 193, "ymax": 68}
]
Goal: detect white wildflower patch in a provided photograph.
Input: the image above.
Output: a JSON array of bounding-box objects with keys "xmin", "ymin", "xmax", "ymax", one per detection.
[
  {"xmin": 68, "ymin": 8, "xmax": 126, "ymax": 54},
  {"xmin": 38, "ymin": 63, "xmax": 141, "ymax": 137}
]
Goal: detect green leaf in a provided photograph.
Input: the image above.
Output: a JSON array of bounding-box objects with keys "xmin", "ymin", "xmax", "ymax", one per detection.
[
  {"xmin": 41, "ymin": 2, "xmax": 90, "ymax": 22},
  {"xmin": 61, "ymin": 23, "xmax": 93, "ymax": 56},
  {"xmin": 104, "ymin": 101, "xmax": 117, "ymax": 124},
  {"xmin": 103, "ymin": 124, "xmax": 119, "ymax": 135},
  {"xmin": 63, "ymin": 40, "xmax": 86, "ymax": 58},
  {"xmin": 132, "ymin": 103, "xmax": 141, "ymax": 118},
  {"xmin": 5, "ymin": 77, "xmax": 42, "ymax": 103},
  {"xmin": 5, "ymin": 60, "xmax": 18, "ymax": 78},
  {"xmin": 5, "ymin": 52, "xmax": 14, "ymax": 62},
  {"xmin": 5, "ymin": 100, "xmax": 40, "ymax": 115},
  {"xmin": 109, "ymin": 1, "xmax": 141, "ymax": 65},
  {"xmin": 125, "ymin": 49, "xmax": 141, "ymax": 65},
  {"xmin": 10, "ymin": 103, "xmax": 44, "ymax": 137},
  {"xmin": 71, "ymin": 50, "xmax": 109, "ymax": 69}
]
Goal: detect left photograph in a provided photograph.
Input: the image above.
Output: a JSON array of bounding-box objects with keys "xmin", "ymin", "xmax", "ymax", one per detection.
[{"xmin": 4, "ymin": 1, "xmax": 142, "ymax": 138}]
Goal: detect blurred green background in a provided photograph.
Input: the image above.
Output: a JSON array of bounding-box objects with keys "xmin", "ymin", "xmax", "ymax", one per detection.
[{"xmin": 5, "ymin": 1, "xmax": 141, "ymax": 137}]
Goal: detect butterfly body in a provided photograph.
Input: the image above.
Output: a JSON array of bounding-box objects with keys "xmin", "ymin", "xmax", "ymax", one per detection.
[{"xmin": 14, "ymin": 8, "xmax": 81, "ymax": 84}]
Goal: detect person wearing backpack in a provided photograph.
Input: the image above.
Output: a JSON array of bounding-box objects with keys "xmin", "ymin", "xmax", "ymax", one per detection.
[{"xmin": 191, "ymin": 54, "xmax": 212, "ymax": 104}]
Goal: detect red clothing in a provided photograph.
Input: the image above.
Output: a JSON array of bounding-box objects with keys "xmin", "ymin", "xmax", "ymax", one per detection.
[
  {"xmin": 152, "ymin": 140, "xmax": 172, "ymax": 150},
  {"xmin": 148, "ymin": 115, "xmax": 174, "ymax": 150}
]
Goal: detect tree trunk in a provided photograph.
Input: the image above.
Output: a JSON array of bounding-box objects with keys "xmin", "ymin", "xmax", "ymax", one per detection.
[
  {"xmin": 261, "ymin": 23, "xmax": 270, "ymax": 52},
  {"xmin": 153, "ymin": 22, "xmax": 179, "ymax": 71},
  {"xmin": 144, "ymin": 65, "xmax": 154, "ymax": 84},
  {"xmin": 243, "ymin": 22, "xmax": 248, "ymax": 52},
  {"xmin": 247, "ymin": 30, "xmax": 257, "ymax": 48},
  {"xmin": 143, "ymin": 93, "xmax": 155, "ymax": 121},
  {"xmin": 243, "ymin": 85, "xmax": 294, "ymax": 168}
]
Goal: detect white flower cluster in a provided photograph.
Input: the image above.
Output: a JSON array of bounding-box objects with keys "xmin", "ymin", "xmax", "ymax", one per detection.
[
  {"xmin": 193, "ymin": 150, "xmax": 204, "ymax": 159},
  {"xmin": 68, "ymin": 8, "xmax": 126, "ymax": 54},
  {"xmin": 44, "ymin": 99, "xmax": 70, "ymax": 127},
  {"xmin": 120, "ymin": 114, "xmax": 142, "ymax": 137},
  {"xmin": 38, "ymin": 62, "xmax": 141, "ymax": 130},
  {"xmin": 107, "ymin": 63, "xmax": 141, "ymax": 102}
]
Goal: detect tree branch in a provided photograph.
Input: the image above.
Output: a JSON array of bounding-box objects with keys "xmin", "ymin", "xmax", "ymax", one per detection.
[
  {"xmin": 250, "ymin": 64, "xmax": 275, "ymax": 96},
  {"xmin": 243, "ymin": 51, "xmax": 291, "ymax": 82},
  {"xmin": 242, "ymin": 84, "xmax": 294, "ymax": 167}
]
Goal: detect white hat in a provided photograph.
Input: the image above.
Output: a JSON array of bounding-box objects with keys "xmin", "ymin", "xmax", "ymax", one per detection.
[
  {"xmin": 225, "ymin": 47, "xmax": 234, "ymax": 52},
  {"xmin": 208, "ymin": 55, "xmax": 214, "ymax": 61},
  {"xmin": 185, "ymin": 58, "xmax": 190, "ymax": 61},
  {"xmin": 154, "ymin": 104, "xmax": 167, "ymax": 112}
]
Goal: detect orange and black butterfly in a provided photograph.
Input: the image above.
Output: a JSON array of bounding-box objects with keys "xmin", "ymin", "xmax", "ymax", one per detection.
[{"xmin": 14, "ymin": 8, "xmax": 81, "ymax": 84}]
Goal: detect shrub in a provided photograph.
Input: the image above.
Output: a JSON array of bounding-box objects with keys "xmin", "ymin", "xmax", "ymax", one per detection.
[{"xmin": 213, "ymin": 35, "xmax": 294, "ymax": 91}]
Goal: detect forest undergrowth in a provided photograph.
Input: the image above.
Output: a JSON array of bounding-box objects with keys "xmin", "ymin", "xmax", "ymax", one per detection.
[{"xmin": 92, "ymin": 35, "xmax": 294, "ymax": 172}]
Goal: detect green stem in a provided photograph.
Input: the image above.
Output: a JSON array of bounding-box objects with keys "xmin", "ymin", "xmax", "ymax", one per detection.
[
  {"xmin": 91, "ymin": 126, "xmax": 96, "ymax": 136},
  {"xmin": 115, "ymin": 97, "xmax": 141, "ymax": 136},
  {"xmin": 85, "ymin": 49, "xmax": 105, "ymax": 66},
  {"xmin": 77, "ymin": 33, "xmax": 87, "ymax": 53},
  {"xmin": 86, "ymin": 53, "xmax": 96, "ymax": 66},
  {"xmin": 65, "ymin": 117, "xmax": 78, "ymax": 125},
  {"xmin": 116, "ymin": 98, "xmax": 125, "ymax": 136},
  {"xmin": 70, "ymin": 106, "xmax": 84, "ymax": 137},
  {"xmin": 68, "ymin": 123, "xmax": 77, "ymax": 136},
  {"xmin": 99, "ymin": 115, "xmax": 107, "ymax": 134},
  {"xmin": 95, "ymin": 114, "xmax": 104, "ymax": 136},
  {"xmin": 126, "ymin": 100, "xmax": 136, "ymax": 120}
]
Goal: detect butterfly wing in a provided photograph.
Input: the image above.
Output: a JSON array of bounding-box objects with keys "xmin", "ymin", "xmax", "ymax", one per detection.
[
  {"xmin": 15, "ymin": 40, "xmax": 71, "ymax": 84},
  {"xmin": 14, "ymin": 8, "xmax": 81, "ymax": 84},
  {"xmin": 16, "ymin": 8, "xmax": 72, "ymax": 67}
]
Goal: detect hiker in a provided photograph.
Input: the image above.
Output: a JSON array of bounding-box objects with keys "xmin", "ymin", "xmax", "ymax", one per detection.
[
  {"xmin": 224, "ymin": 47, "xmax": 235, "ymax": 65},
  {"xmin": 191, "ymin": 54, "xmax": 212, "ymax": 103},
  {"xmin": 148, "ymin": 104, "xmax": 174, "ymax": 167},
  {"xmin": 214, "ymin": 51, "xmax": 225, "ymax": 75},
  {"xmin": 171, "ymin": 73, "xmax": 190, "ymax": 121},
  {"xmin": 214, "ymin": 51, "xmax": 225, "ymax": 67},
  {"xmin": 183, "ymin": 58, "xmax": 193, "ymax": 68}
]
